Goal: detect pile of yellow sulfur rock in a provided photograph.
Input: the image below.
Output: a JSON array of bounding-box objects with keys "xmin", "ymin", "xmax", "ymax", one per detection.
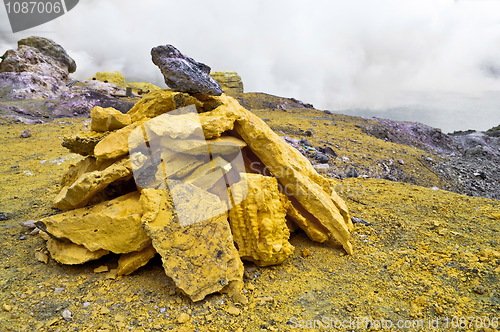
[{"xmin": 36, "ymin": 90, "xmax": 353, "ymax": 302}]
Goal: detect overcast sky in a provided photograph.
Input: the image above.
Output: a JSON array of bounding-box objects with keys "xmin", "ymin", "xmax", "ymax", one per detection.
[{"xmin": 1, "ymin": 0, "xmax": 499, "ymax": 132}]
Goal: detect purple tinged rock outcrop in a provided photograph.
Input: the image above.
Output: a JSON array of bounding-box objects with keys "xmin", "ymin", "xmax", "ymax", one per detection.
[
  {"xmin": 0, "ymin": 72, "xmax": 64, "ymax": 99},
  {"xmin": 0, "ymin": 36, "xmax": 75, "ymax": 81},
  {"xmin": 151, "ymin": 44, "xmax": 223, "ymax": 96},
  {"xmin": 0, "ymin": 36, "xmax": 139, "ymax": 118}
]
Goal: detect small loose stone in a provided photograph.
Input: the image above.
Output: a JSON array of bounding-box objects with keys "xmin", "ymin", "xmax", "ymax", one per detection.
[
  {"xmin": 61, "ymin": 309, "xmax": 72, "ymax": 321},
  {"xmin": 54, "ymin": 287, "xmax": 65, "ymax": 294},
  {"xmin": 472, "ymin": 285, "xmax": 486, "ymax": 295},
  {"xmin": 19, "ymin": 129, "xmax": 32, "ymax": 138},
  {"xmin": 19, "ymin": 220, "xmax": 37, "ymax": 230},
  {"xmin": 301, "ymin": 249, "xmax": 312, "ymax": 258},
  {"xmin": 94, "ymin": 265, "xmax": 109, "ymax": 273},
  {"xmin": 226, "ymin": 306, "xmax": 241, "ymax": 316},
  {"xmin": 100, "ymin": 306, "xmax": 111, "ymax": 314},
  {"xmin": 114, "ymin": 314, "xmax": 126, "ymax": 322},
  {"xmin": 35, "ymin": 251, "xmax": 49, "ymax": 263},
  {"xmin": 177, "ymin": 312, "xmax": 190, "ymax": 324}
]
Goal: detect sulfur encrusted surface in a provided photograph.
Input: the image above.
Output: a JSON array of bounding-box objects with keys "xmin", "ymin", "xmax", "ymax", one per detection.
[{"xmin": 1, "ymin": 108, "xmax": 499, "ymax": 331}]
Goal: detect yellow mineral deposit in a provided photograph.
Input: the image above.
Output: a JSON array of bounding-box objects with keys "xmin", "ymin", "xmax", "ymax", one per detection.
[
  {"xmin": 117, "ymin": 245, "xmax": 157, "ymax": 276},
  {"xmin": 182, "ymin": 156, "xmax": 232, "ymax": 191},
  {"xmin": 45, "ymin": 237, "xmax": 109, "ymax": 265},
  {"xmin": 210, "ymin": 71, "xmax": 244, "ymax": 93},
  {"xmin": 160, "ymin": 135, "xmax": 246, "ymax": 156},
  {"xmin": 198, "ymin": 103, "xmax": 242, "ymax": 139},
  {"xmin": 228, "ymin": 173, "xmax": 294, "ymax": 266},
  {"xmin": 53, "ymin": 157, "xmax": 132, "ymax": 210},
  {"xmin": 140, "ymin": 188, "xmax": 244, "ymax": 302},
  {"xmin": 37, "ymin": 90, "xmax": 354, "ymax": 302},
  {"xmin": 144, "ymin": 110, "xmax": 202, "ymax": 139},
  {"xmin": 127, "ymin": 90, "xmax": 203, "ymax": 122},
  {"xmin": 90, "ymin": 106, "xmax": 131, "ymax": 132},
  {"xmin": 155, "ymin": 152, "xmax": 204, "ymax": 179},
  {"xmin": 94, "ymin": 121, "xmax": 147, "ymax": 161},
  {"xmin": 38, "ymin": 192, "xmax": 151, "ymax": 253},
  {"xmin": 90, "ymin": 71, "xmax": 128, "ymax": 87},
  {"xmin": 61, "ymin": 130, "xmax": 108, "ymax": 156},
  {"xmin": 90, "ymin": 71, "xmax": 162, "ymax": 95}
]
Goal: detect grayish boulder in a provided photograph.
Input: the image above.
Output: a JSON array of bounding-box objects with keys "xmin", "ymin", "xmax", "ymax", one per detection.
[
  {"xmin": 18, "ymin": 36, "xmax": 77, "ymax": 73},
  {"xmin": 151, "ymin": 44, "xmax": 223, "ymax": 95}
]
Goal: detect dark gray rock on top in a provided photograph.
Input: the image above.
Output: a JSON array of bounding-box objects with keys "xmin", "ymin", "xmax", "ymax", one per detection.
[{"xmin": 151, "ymin": 44, "xmax": 223, "ymax": 96}]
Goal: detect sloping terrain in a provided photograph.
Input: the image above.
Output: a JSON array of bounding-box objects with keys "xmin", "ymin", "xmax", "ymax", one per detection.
[
  {"xmin": 0, "ymin": 95, "xmax": 498, "ymax": 331},
  {"xmin": 235, "ymin": 92, "xmax": 500, "ymax": 200}
]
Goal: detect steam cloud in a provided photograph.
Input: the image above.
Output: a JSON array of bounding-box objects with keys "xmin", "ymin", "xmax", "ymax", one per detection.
[{"xmin": 1, "ymin": 0, "xmax": 499, "ymax": 132}]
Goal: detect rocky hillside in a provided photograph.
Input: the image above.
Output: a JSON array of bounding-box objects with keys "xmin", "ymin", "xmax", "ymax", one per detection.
[
  {"xmin": 231, "ymin": 92, "xmax": 500, "ymax": 200},
  {"xmin": 0, "ymin": 37, "xmax": 147, "ymax": 120}
]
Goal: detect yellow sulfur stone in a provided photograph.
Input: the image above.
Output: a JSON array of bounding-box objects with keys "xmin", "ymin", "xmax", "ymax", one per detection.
[
  {"xmin": 142, "ymin": 111, "xmax": 202, "ymax": 140},
  {"xmin": 45, "ymin": 237, "xmax": 109, "ymax": 265},
  {"xmin": 90, "ymin": 71, "xmax": 127, "ymax": 87},
  {"xmin": 210, "ymin": 72, "xmax": 244, "ymax": 93},
  {"xmin": 183, "ymin": 156, "xmax": 232, "ymax": 191},
  {"xmin": 228, "ymin": 173, "xmax": 294, "ymax": 266},
  {"xmin": 127, "ymin": 90, "xmax": 203, "ymax": 122},
  {"xmin": 160, "ymin": 135, "xmax": 246, "ymax": 156},
  {"xmin": 140, "ymin": 187, "xmax": 244, "ymax": 302},
  {"xmin": 94, "ymin": 265, "xmax": 109, "ymax": 273},
  {"xmin": 62, "ymin": 131, "xmax": 108, "ymax": 156},
  {"xmin": 61, "ymin": 156, "xmax": 116, "ymax": 188},
  {"xmin": 89, "ymin": 71, "xmax": 162, "ymax": 94},
  {"xmin": 198, "ymin": 103, "xmax": 242, "ymax": 139},
  {"xmin": 39, "ymin": 192, "xmax": 151, "ymax": 254},
  {"xmin": 90, "ymin": 106, "xmax": 131, "ymax": 132},
  {"xmin": 207, "ymin": 136, "xmax": 247, "ymax": 154},
  {"xmin": 53, "ymin": 157, "xmax": 132, "ymax": 210},
  {"xmin": 94, "ymin": 120, "xmax": 148, "ymax": 161},
  {"xmin": 117, "ymin": 245, "xmax": 157, "ymax": 276},
  {"xmin": 284, "ymin": 195, "xmax": 329, "ymax": 242},
  {"xmin": 156, "ymin": 152, "xmax": 204, "ymax": 179},
  {"xmin": 126, "ymin": 82, "xmax": 161, "ymax": 94},
  {"xmin": 61, "ymin": 156, "xmax": 99, "ymax": 187},
  {"xmin": 212, "ymin": 95, "xmax": 353, "ymax": 254},
  {"xmin": 326, "ymin": 178, "xmax": 353, "ymax": 231}
]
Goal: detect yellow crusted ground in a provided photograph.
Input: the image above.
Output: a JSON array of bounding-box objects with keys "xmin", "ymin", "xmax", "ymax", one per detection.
[{"xmin": 0, "ymin": 108, "xmax": 498, "ymax": 331}]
